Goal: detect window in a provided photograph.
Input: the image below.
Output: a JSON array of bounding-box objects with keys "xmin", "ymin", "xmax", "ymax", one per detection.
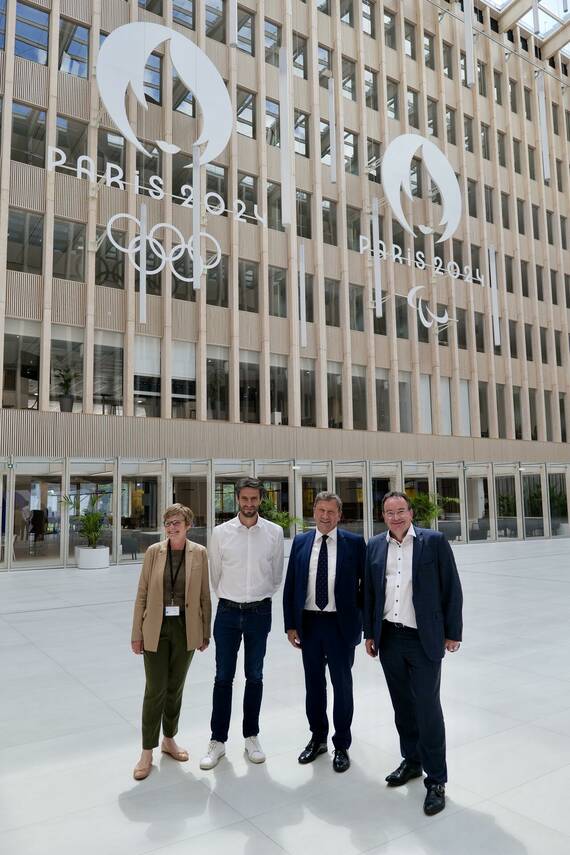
[
  {"xmin": 410, "ymin": 158, "xmax": 422, "ymax": 197},
  {"xmin": 407, "ymin": 89, "xmax": 419, "ymax": 128},
  {"xmin": 352, "ymin": 367, "xmax": 367, "ymax": 430},
  {"xmin": 501, "ymin": 193, "xmax": 510, "ymax": 230},
  {"xmin": 528, "ymin": 146, "xmax": 536, "ymax": 180},
  {"xmin": 342, "ymin": 57, "xmax": 357, "ymax": 101},
  {"xmin": 294, "ymin": 110, "xmax": 309, "ymax": 157},
  {"xmin": 400, "ymin": 372, "xmax": 413, "ymax": 433},
  {"xmin": 424, "ymin": 32, "xmax": 435, "ymax": 69},
  {"xmin": 551, "ymin": 270, "xmax": 558, "ymax": 306},
  {"xmin": 300, "ymin": 359, "xmax": 316, "ymax": 427},
  {"xmin": 517, "ymin": 198, "xmax": 525, "ymax": 235},
  {"xmin": 555, "ymin": 330, "xmax": 562, "ymax": 367},
  {"xmin": 320, "ymin": 120, "xmax": 331, "ymax": 165},
  {"xmin": 15, "ymin": 2, "xmax": 49, "ymax": 65},
  {"xmin": 237, "ymin": 7, "xmax": 254, "ymax": 54},
  {"xmin": 509, "ymin": 320, "xmax": 518, "ymax": 359},
  {"xmin": 56, "ymin": 116, "xmax": 88, "ymax": 175},
  {"xmin": 525, "ymin": 324, "xmax": 533, "ymax": 361},
  {"xmin": 236, "ymin": 88, "xmax": 256, "ymax": 138},
  {"xmin": 443, "ymin": 42, "xmax": 453, "ymax": 78},
  {"xmin": 460, "ymin": 52, "xmax": 468, "ymax": 87},
  {"xmin": 524, "ymin": 87, "xmax": 532, "ymax": 120},
  {"xmin": 376, "ymin": 368, "xmax": 390, "ymax": 430},
  {"xmin": 474, "ymin": 311, "xmax": 485, "ymax": 352},
  {"xmin": 171, "ymin": 341, "xmax": 196, "ymax": 420},
  {"xmin": 270, "ymin": 356, "xmax": 288, "ymax": 425},
  {"xmin": 509, "ymin": 78, "xmax": 518, "ymax": 113},
  {"xmin": 267, "ymin": 182, "xmax": 283, "ymax": 231},
  {"xmin": 96, "ymin": 227, "xmax": 124, "ymax": 289},
  {"xmin": 327, "ymin": 363, "xmax": 343, "ymax": 429},
  {"xmin": 505, "ymin": 254, "xmax": 514, "ymax": 292},
  {"xmin": 143, "ymin": 53, "xmax": 162, "ymax": 105},
  {"xmin": 404, "ymin": 20, "xmax": 416, "ymax": 59},
  {"xmin": 292, "ymin": 33, "xmax": 307, "ymax": 79},
  {"xmin": 427, "ymin": 98, "xmax": 438, "ymax": 137},
  {"xmin": 265, "ymin": 98, "xmax": 280, "ymax": 147},
  {"xmin": 325, "ymin": 278, "xmax": 340, "ymax": 326},
  {"xmin": 173, "ymin": 70, "xmax": 194, "ymax": 116},
  {"xmin": 521, "ymin": 260, "xmax": 529, "ymax": 297},
  {"xmin": 532, "ymin": 204, "xmax": 540, "ymax": 240},
  {"xmin": 53, "ymin": 220, "xmax": 85, "ymax": 282},
  {"xmin": 136, "ymin": 144, "xmax": 161, "ymax": 198},
  {"xmin": 317, "ymin": 0, "xmax": 330, "ymax": 13},
  {"xmin": 362, "ymin": 0, "xmax": 376, "ymax": 37},
  {"xmin": 173, "ymin": 0, "xmax": 194, "ymax": 30},
  {"xmin": 497, "ymin": 130, "xmax": 506, "ymax": 167},
  {"xmin": 547, "ymin": 210, "xmax": 554, "ymax": 245},
  {"xmin": 556, "ymin": 159, "xmax": 564, "ymax": 193},
  {"xmin": 207, "ymin": 345, "xmax": 229, "ymax": 420},
  {"xmin": 456, "ymin": 308, "xmax": 467, "ymax": 349},
  {"xmin": 561, "ymin": 216, "xmax": 567, "ymax": 250},
  {"xmin": 464, "ymin": 116, "xmax": 474, "ymax": 153},
  {"xmin": 300, "ymin": 273, "xmax": 314, "ymax": 324},
  {"xmin": 265, "ymin": 19, "xmax": 281, "ymax": 66},
  {"xmin": 481, "ymin": 123, "xmax": 490, "ymax": 160},
  {"xmin": 360, "ymin": 140, "xmax": 379, "ymax": 188},
  {"xmin": 344, "ymin": 130, "xmax": 358, "ymax": 174},
  {"xmin": 494, "ymin": 70, "xmax": 502, "ymax": 105},
  {"xmin": 322, "ymin": 199, "xmax": 337, "ymax": 245},
  {"xmin": 239, "ymin": 353, "xmax": 260, "ymax": 423},
  {"xmin": 513, "ymin": 138, "xmax": 521, "ymax": 173},
  {"xmin": 237, "ymin": 172, "xmax": 257, "ymax": 220},
  {"xmin": 446, "ymin": 107, "xmax": 456, "ymax": 145},
  {"xmin": 536, "ymin": 265, "xmax": 544, "ymax": 301},
  {"xmin": 340, "ymin": 0, "xmax": 354, "ymax": 26},
  {"xmin": 395, "ymin": 295, "xmax": 409, "ymax": 339},
  {"xmin": 296, "ymin": 190, "xmax": 312, "ymax": 239},
  {"xmin": 50, "ymin": 326, "xmax": 83, "ymax": 412},
  {"xmin": 384, "ymin": 10, "xmax": 396, "ymax": 49},
  {"xmin": 59, "ymin": 20, "xmax": 89, "ymax": 78},
  {"xmin": 346, "ymin": 206, "xmax": 360, "ymax": 251},
  {"xmin": 269, "ymin": 266, "xmax": 287, "ymax": 318},
  {"xmin": 467, "ymin": 179, "xmax": 478, "ymax": 218},
  {"xmin": 7, "ymin": 208, "xmax": 44, "ymax": 274},
  {"xmin": 478, "ymin": 61, "xmax": 487, "ymax": 97},
  {"xmin": 364, "ymin": 68, "xmax": 378, "ymax": 110},
  {"xmin": 0, "ymin": 0, "xmax": 5, "ymax": 50},
  {"xmin": 540, "ymin": 327, "xmax": 548, "ymax": 364},
  {"xmin": 206, "ymin": 0, "xmax": 226, "ymax": 43},
  {"xmin": 11, "ymin": 103, "xmax": 46, "ymax": 166},
  {"xmin": 552, "ymin": 102, "xmax": 559, "ymax": 135},
  {"xmin": 318, "ymin": 45, "xmax": 332, "ymax": 88},
  {"xmin": 349, "ymin": 284, "xmax": 364, "ymax": 331},
  {"xmin": 94, "ymin": 331, "xmax": 123, "ymax": 415},
  {"xmin": 387, "ymin": 80, "xmax": 399, "ymax": 119},
  {"xmin": 238, "ymin": 259, "xmax": 259, "ymax": 313}
]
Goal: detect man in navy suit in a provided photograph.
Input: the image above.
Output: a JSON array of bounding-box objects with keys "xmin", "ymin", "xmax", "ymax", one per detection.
[
  {"xmin": 284, "ymin": 492, "xmax": 365, "ymax": 773},
  {"xmin": 364, "ymin": 491, "xmax": 463, "ymax": 816}
]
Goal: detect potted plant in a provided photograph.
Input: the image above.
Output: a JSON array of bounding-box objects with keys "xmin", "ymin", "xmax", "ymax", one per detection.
[
  {"xmin": 408, "ymin": 492, "xmax": 460, "ymax": 530},
  {"xmin": 62, "ymin": 492, "xmax": 111, "ymax": 569},
  {"xmin": 54, "ymin": 366, "xmax": 76, "ymax": 412}
]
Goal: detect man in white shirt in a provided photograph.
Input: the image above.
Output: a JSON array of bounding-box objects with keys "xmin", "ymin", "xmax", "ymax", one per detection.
[{"xmin": 200, "ymin": 477, "xmax": 284, "ymax": 770}]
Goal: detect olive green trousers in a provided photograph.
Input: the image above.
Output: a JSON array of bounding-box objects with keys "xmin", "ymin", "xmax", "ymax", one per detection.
[{"xmin": 142, "ymin": 616, "xmax": 194, "ymax": 750}]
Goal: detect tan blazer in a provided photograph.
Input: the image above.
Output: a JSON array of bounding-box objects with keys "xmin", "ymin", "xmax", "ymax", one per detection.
[{"xmin": 131, "ymin": 539, "xmax": 212, "ymax": 652}]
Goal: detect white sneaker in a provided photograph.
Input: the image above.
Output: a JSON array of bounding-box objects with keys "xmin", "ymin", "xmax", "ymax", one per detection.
[
  {"xmin": 244, "ymin": 736, "xmax": 266, "ymax": 764},
  {"xmin": 199, "ymin": 740, "xmax": 226, "ymax": 770}
]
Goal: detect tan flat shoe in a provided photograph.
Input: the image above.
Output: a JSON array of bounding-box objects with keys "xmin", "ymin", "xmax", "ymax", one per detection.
[
  {"xmin": 161, "ymin": 745, "xmax": 189, "ymax": 762},
  {"xmin": 133, "ymin": 761, "xmax": 152, "ymax": 780}
]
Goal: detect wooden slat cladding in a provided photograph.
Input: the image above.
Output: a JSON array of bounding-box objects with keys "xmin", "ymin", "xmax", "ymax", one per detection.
[
  {"xmin": 13, "ymin": 59, "xmax": 49, "ymax": 109},
  {"xmin": 60, "ymin": 0, "xmax": 92, "ymax": 25},
  {"xmin": 136, "ymin": 104, "xmax": 163, "ymax": 145},
  {"xmin": 95, "ymin": 286, "xmax": 126, "ymax": 333},
  {"xmin": 52, "ymin": 279, "xmax": 86, "ymax": 326},
  {"xmin": 56, "ymin": 72, "xmax": 90, "ymax": 121},
  {"xmin": 54, "ymin": 173, "xmax": 89, "ymax": 223},
  {"xmin": 100, "ymin": 0, "xmax": 128, "ymax": 33},
  {"xmin": 98, "ymin": 186, "xmax": 128, "ymax": 225},
  {"xmin": 5, "ymin": 272, "xmax": 43, "ymax": 321},
  {"xmin": 172, "ymin": 300, "xmax": 196, "ymax": 341},
  {"xmin": 135, "ymin": 294, "xmax": 162, "ymax": 336},
  {"xmin": 9, "ymin": 163, "xmax": 46, "ymax": 213}
]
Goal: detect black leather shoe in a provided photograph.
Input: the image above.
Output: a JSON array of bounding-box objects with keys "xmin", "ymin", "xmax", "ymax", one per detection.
[
  {"xmin": 298, "ymin": 740, "xmax": 328, "ymax": 764},
  {"xmin": 423, "ymin": 784, "xmax": 445, "ymax": 816},
  {"xmin": 385, "ymin": 759, "xmax": 423, "ymax": 787},
  {"xmin": 332, "ymin": 748, "xmax": 350, "ymax": 773}
]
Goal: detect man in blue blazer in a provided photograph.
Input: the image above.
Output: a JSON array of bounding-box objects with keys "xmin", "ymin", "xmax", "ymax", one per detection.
[
  {"xmin": 364, "ymin": 491, "xmax": 462, "ymax": 817},
  {"xmin": 284, "ymin": 491, "xmax": 365, "ymax": 773}
]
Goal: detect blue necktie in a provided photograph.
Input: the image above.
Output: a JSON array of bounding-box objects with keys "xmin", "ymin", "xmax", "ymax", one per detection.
[{"xmin": 315, "ymin": 534, "xmax": 329, "ymax": 610}]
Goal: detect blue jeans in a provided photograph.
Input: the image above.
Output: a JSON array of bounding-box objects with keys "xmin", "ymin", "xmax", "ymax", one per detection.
[{"xmin": 210, "ymin": 599, "xmax": 272, "ymax": 743}]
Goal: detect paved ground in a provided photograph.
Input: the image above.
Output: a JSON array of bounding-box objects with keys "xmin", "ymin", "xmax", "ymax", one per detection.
[{"xmin": 1, "ymin": 538, "xmax": 570, "ymax": 854}]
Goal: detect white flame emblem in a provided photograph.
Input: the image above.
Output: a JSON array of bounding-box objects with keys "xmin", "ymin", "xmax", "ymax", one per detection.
[
  {"xmin": 96, "ymin": 23, "xmax": 232, "ymax": 165},
  {"xmin": 382, "ymin": 134, "xmax": 462, "ymax": 243}
]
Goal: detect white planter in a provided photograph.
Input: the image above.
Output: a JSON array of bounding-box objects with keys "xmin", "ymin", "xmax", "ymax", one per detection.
[{"xmin": 75, "ymin": 546, "xmax": 110, "ymax": 569}]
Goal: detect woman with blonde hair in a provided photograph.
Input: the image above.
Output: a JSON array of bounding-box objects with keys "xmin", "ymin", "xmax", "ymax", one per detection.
[{"xmin": 131, "ymin": 503, "xmax": 211, "ymax": 780}]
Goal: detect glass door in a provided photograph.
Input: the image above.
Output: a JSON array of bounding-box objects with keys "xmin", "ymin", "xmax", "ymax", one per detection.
[
  {"xmin": 119, "ymin": 461, "xmax": 164, "ymax": 562},
  {"xmin": 465, "ymin": 465, "xmax": 492, "ymax": 542},
  {"xmin": 68, "ymin": 461, "xmax": 115, "ymax": 563},
  {"xmin": 335, "ymin": 462, "xmax": 366, "ymax": 535},
  {"xmin": 495, "ymin": 467, "xmax": 521, "ymax": 540},
  {"xmin": 0, "ymin": 471, "xmax": 8, "ymax": 569},
  {"xmin": 370, "ymin": 463, "xmax": 401, "ymax": 535},
  {"xmin": 13, "ymin": 461, "xmax": 64, "ymax": 566},
  {"xmin": 522, "ymin": 469, "xmax": 546, "ymax": 538},
  {"xmin": 548, "ymin": 470, "xmax": 569, "ymax": 537},
  {"xmin": 435, "ymin": 464, "xmax": 465, "ymax": 542}
]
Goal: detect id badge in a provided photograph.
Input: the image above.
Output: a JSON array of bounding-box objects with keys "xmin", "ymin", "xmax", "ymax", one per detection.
[{"xmin": 165, "ymin": 605, "xmax": 180, "ymax": 617}]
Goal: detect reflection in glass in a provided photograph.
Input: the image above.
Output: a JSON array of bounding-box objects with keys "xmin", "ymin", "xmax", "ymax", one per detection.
[
  {"xmin": 523, "ymin": 474, "xmax": 544, "ymax": 538},
  {"xmin": 466, "ymin": 476, "xmax": 490, "ymax": 541},
  {"xmin": 2, "ymin": 320, "xmax": 40, "ymax": 410},
  {"xmin": 372, "ymin": 477, "xmax": 392, "ymax": 534},
  {"xmin": 1, "ymin": 474, "xmax": 7, "ymax": 565},
  {"xmin": 120, "ymin": 477, "xmax": 159, "ymax": 561},
  {"xmin": 436, "ymin": 478, "xmax": 462, "ymax": 541},
  {"xmin": 68, "ymin": 473, "xmax": 113, "ymax": 558},
  {"xmin": 548, "ymin": 473, "xmax": 568, "ymax": 537},
  {"xmin": 172, "ymin": 478, "xmax": 207, "ymax": 545},
  {"xmin": 495, "ymin": 475, "xmax": 518, "ymax": 539},
  {"xmin": 13, "ymin": 473, "xmax": 62, "ymax": 565},
  {"xmin": 335, "ymin": 478, "xmax": 364, "ymax": 534},
  {"xmin": 302, "ymin": 476, "xmax": 328, "ymax": 530}
]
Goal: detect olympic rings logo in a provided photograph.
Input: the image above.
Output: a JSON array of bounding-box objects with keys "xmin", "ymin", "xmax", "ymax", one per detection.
[{"xmin": 106, "ymin": 213, "xmax": 222, "ymax": 282}]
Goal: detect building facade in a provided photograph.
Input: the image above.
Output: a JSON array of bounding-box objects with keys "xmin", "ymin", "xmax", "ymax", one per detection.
[{"xmin": 0, "ymin": 0, "xmax": 569, "ymax": 567}]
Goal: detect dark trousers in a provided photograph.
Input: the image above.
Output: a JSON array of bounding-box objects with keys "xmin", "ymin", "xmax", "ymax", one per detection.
[
  {"xmin": 379, "ymin": 621, "xmax": 447, "ymax": 786},
  {"xmin": 301, "ymin": 610, "xmax": 355, "ymax": 751},
  {"xmin": 210, "ymin": 599, "xmax": 272, "ymax": 743},
  {"xmin": 142, "ymin": 616, "xmax": 194, "ymax": 750}
]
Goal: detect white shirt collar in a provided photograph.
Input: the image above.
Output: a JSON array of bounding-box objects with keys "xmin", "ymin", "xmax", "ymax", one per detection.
[
  {"xmin": 232, "ymin": 513, "xmax": 264, "ymax": 530},
  {"xmin": 315, "ymin": 526, "xmax": 337, "ymax": 543},
  {"xmin": 386, "ymin": 523, "xmax": 416, "ymax": 543}
]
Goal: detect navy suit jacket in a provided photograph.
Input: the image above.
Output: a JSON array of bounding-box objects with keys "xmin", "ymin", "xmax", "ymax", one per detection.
[
  {"xmin": 283, "ymin": 528, "xmax": 366, "ymax": 648},
  {"xmin": 363, "ymin": 527, "xmax": 463, "ymax": 662}
]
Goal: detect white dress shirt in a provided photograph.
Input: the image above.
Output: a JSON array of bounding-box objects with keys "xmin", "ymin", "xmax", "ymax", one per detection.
[
  {"xmin": 383, "ymin": 524, "xmax": 417, "ymax": 628},
  {"xmin": 304, "ymin": 527, "xmax": 338, "ymax": 612},
  {"xmin": 209, "ymin": 514, "xmax": 284, "ymax": 602}
]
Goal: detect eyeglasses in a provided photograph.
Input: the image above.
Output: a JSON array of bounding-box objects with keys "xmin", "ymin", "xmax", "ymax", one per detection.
[
  {"xmin": 383, "ymin": 509, "xmax": 410, "ymax": 519},
  {"xmin": 164, "ymin": 520, "xmax": 184, "ymax": 528}
]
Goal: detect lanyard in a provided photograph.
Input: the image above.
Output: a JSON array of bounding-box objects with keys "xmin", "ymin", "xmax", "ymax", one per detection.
[{"xmin": 167, "ymin": 541, "xmax": 185, "ymax": 605}]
